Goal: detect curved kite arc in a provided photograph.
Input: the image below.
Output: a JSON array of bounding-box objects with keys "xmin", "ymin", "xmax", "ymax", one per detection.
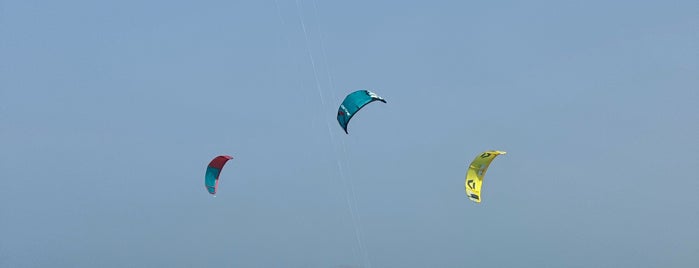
[
  {"xmin": 465, "ymin": 150, "xmax": 506, "ymax": 203},
  {"xmin": 337, "ymin": 90, "xmax": 386, "ymax": 134},
  {"xmin": 205, "ymin": 155, "xmax": 233, "ymax": 195}
]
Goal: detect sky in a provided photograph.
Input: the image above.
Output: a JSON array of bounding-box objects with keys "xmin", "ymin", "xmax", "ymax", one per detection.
[{"xmin": 1, "ymin": 0, "xmax": 698, "ymax": 267}]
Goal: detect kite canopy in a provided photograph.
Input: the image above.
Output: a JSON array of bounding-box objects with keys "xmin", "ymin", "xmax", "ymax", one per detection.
[
  {"xmin": 205, "ymin": 155, "xmax": 233, "ymax": 195},
  {"xmin": 465, "ymin": 151, "xmax": 506, "ymax": 203},
  {"xmin": 337, "ymin": 90, "xmax": 386, "ymax": 134}
]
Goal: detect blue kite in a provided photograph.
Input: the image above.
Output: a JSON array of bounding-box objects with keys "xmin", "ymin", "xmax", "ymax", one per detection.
[{"xmin": 336, "ymin": 90, "xmax": 386, "ymax": 134}]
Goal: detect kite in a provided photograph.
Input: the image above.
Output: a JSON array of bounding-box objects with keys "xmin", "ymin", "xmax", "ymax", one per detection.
[
  {"xmin": 337, "ymin": 90, "xmax": 386, "ymax": 134},
  {"xmin": 205, "ymin": 155, "xmax": 233, "ymax": 195},
  {"xmin": 465, "ymin": 150, "xmax": 506, "ymax": 203}
]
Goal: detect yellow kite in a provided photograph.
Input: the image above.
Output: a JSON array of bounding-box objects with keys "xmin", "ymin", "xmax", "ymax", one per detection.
[{"xmin": 465, "ymin": 150, "xmax": 506, "ymax": 203}]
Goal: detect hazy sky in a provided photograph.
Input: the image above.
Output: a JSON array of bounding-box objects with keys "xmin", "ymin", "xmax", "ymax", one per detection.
[{"xmin": 1, "ymin": 0, "xmax": 697, "ymax": 267}]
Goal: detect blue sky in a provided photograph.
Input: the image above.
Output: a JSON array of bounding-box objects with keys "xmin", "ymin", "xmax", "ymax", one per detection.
[{"xmin": 1, "ymin": 0, "xmax": 697, "ymax": 267}]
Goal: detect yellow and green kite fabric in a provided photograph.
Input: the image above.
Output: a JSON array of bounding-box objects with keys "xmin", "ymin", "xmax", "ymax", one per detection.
[{"xmin": 465, "ymin": 150, "xmax": 506, "ymax": 203}]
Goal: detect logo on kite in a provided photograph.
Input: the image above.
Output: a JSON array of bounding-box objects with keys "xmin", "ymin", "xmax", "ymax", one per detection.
[
  {"xmin": 367, "ymin": 91, "xmax": 380, "ymax": 99},
  {"xmin": 339, "ymin": 104, "xmax": 350, "ymax": 116},
  {"xmin": 467, "ymin": 179, "xmax": 476, "ymax": 190}
]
